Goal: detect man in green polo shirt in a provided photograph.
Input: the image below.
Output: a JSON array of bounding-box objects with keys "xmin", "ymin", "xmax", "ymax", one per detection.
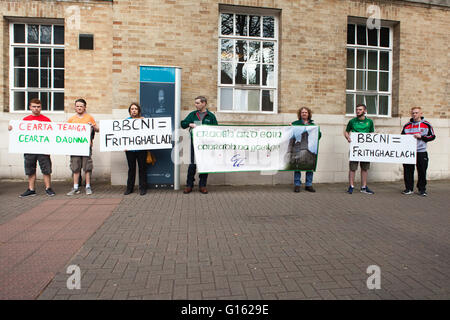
[{"xmin": 344, "ymin": 103, "xmax": 375, "ymax": 195}]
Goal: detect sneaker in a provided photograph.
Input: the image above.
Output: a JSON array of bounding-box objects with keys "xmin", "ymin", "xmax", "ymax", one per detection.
[
  {"xmin": 402, "ymin": 189, "xmax": 413, "ymax": 195},
  {"xmin": 419, "ymin": 191, "xmax": 427, "ymax": 197},
  {"xmin": 20, "ymin": 189, "xmax": 36, "ymax": 198},
  {"xmin": 347, "ymin": 186, "xmax": 354, "ymax": 194},
  {"xmin": 66, "ymin": 188, "xmax": 80, "ymax": 196},
  {"xmin": 361, "ymin": 186, "xmax": 375, "ymax": 195},
  {"xmin": 85, "ymin": 187, "xmax": 93, "ymax": 195},
  {"xmin": 45, "ymin": 188, "xmax": 56, "ymax": 196}
]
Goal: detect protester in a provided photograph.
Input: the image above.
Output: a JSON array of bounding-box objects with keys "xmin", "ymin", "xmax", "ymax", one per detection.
[
  {"xmin": 291, "ymin": 107, "xmax": 322, "ymax": 192},
  {"xmin": 66, "ymin": 98, "xmax": 99, "ymax": 195},
  {"xmin": 8, "ymin": 98, "xmax": 56, "ymax": 197},
  {"xmin": 124, "ymin": 103, "xmax": 147, "ymax": 196},
  {"xmin": 401, "ymin": 107, "xmax": 436, "ymax": 196},
  {"xmin": 344, "ymin": 103, "xmax": 375, "ymax": 194},
  {"xmin": 180, "ymin": 96, "xmax": 218, "ymax": 194}
]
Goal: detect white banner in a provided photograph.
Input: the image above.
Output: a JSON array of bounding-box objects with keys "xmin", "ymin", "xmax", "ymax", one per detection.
[
  {"xmin": 99, "ymin": 117, "xmax": 172, "ymax": 152},
  {"xmin": 349, "ymin": 132, "xmax": 417, "ymax": 164},
  {"xmin": 193, "ymin": 125, "xmax": 320, "ymax": 173},
  {"xmin": 8, "ymin": 120, "xmax": 91, "ymax": 156}
]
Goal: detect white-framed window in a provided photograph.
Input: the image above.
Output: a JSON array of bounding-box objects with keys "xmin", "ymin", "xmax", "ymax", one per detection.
[
  {"xmin": 9, "ymin": 22, "xmax": 64, "ymax": 112},
  {"xmin": 346, "ymin": 22, "xmax": 392, "ymax": 116},
  {"xmin": 218, "ymin": 11, "xmax": 278, "ymax": 113}
]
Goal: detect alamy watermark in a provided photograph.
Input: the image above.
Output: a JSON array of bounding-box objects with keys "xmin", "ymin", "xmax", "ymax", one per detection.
[
  {"xmin": 366, "ymin": 265, "xmax": 381, "ymax": 290},
  {"xmin": 66, "ymin": 265, "xmax": 81, "ymax": 290}
]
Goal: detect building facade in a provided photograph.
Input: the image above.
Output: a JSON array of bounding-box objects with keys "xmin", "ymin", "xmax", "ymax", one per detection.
[{"xmin": 1, "ymin": 0, "xmax": 448, "ymax": 185}]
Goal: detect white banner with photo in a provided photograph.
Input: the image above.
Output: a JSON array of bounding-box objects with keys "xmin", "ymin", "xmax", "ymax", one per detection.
[
  {"xmin": 8, "ymin": 120, "xmax": 91, "ymax": 156},
  {"xmin": 99, "ymin": 117, "xmax": 172, "ymax": 152},
  {"xmin": 193, "ymin": 125, "xmax": 320, "ymax": 173},
  {"xmin": 349, "ymin": 132, "xmax": 417, "ymax": 164}
]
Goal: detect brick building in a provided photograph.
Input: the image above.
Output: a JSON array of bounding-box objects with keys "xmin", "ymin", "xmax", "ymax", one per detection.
[{"xmin": 0, "ymin": 0, "xmax": 448, "ymax": 186}]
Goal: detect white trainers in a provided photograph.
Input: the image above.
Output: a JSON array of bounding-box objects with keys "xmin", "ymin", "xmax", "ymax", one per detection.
[
  {"xmin": 85, "ymin": 187, "xmax": 93, "ymax": 195},
  {"xmin": 66, "ymin": 188, "xmax": 80, "ymax": 196}
]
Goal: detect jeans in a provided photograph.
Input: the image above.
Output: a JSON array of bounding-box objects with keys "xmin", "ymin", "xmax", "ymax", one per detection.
[
  {"xmin": 186, "ymin": 141, "xmax": 208, "ymax": 188},
  {"xmin": 294, "ymin": 171, "xmax": 313, "ymax": 187}
]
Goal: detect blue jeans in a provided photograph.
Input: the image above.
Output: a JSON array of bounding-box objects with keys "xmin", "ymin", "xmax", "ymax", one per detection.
[{"xmin": 294, "ymin": 171, "xmax": 313, "ymax": 187}]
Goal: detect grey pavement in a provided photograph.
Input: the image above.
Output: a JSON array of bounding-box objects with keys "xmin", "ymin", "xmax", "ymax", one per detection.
[{"xmin": 0, "ymin": 179, "xmax": 449, "ymax": 300}]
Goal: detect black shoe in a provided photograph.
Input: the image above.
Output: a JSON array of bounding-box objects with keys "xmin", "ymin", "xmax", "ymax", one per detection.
[
  {"xmin": 419, "ymin": 191, "xmax": 428, "ymax": 197},
  {"xmin": 402, "ymin": 189, "xmax": 413, "ymax": 195},
  {"xmin": 294, "ymin": 186, "xmax": 301, "ymax": 193},
  {"xmin": 305, "ymin": 186, "xmax": 316, "ymax": 193},
  {"xmin": 45, "ymin": 188, "xmax": 56, "ymax": 196},
  {"xmin": 20, "ymin": 189, "xmax": 36, "ymax": 198},
  {"xmin": 124, "ymin": 189, "xmax": 133, "ymax": 195},
  {"xmin": 140, "ymin": 189, "xmax": 146, "ymax": 196}
]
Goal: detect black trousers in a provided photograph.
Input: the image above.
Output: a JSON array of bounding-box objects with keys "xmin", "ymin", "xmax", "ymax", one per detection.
[
  {"xmin": 403, "ymin": 152, "xmax": 428, "ymax": 192},
  {"xmin": 125, "ymin": 151, "xmax": 147, "ymax": 191},
  {"xmin": 186, "ymin": 141, "xmax": 208, "ymax": 188}
]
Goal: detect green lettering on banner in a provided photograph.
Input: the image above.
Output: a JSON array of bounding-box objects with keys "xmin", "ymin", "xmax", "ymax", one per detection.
[
  {"xmin": 56, "ymin": 136, "xmax": 88, "ymax": 144},
  {"xmin": 19, "ymin": 134, "xmax": 50, "ymax": 143}
]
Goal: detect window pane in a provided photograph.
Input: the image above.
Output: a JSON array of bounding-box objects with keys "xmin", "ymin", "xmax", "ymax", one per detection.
[
  {"xmin": 380, "ymin": 27, "xmax": 390, "ymax": 47},
  {"xmin": 379, "ymin": 72, "xmax": 389, "ymax": 91},
  {"xmin": 221, "ymin": 13, "xmax": 233, "ymax": 35},
  {"xmin": 40, "ymin": 25, "xmax": 51, "ymax": 44},
  {"xmin": 263, "ymin": 16, "xmax": 274, "ymax": 38},
  {"xmin": 54, "ymin": 92, "xmax": 64, "ymax": 111},
  {"xmin": 379, "ymin": 95, "xmax": 389, "ymax": 115},
  {"xmin": 41, "ymin": 69, "xmax": 50, "ymax": 88},
  {"xmin": 28, "ymin": 69, "xmax": 39, "ymax": 87},
  {"xmin": 221, "ymin": 62, "xmax": 233, "ymax": 84},
  {"xmin": 347, "ymin": 48, "xmax": 354, "ymax": 68},
  {"xmin": 40, "ymin": 49, "xmax": 51, "ymax": 67},
  {"xmin": 28, "ymin": 48, "xmax": 39, "ymax": 67},
  {"xmin": 14, "ymin": 48, "xmax": 25, "ymax": 67},
  {"xmin": 262, "ymin": 42, "xmax": 274, "ymax": 63},
  {"xmin": 235, "ymin": 89, "xmax": 248, "ymax": 111},
  {"xmin": 357, "ymin": 49, "xmax": 366, "ymax": 69},
  {"xmin": 249, "ymin": 16, "xmax": 261, "ymax": 37},
  {"xmin": 40, "ymin": 92, "xmax": 49, "ymax": 110},
  {"xmin": 235, "ymin": 63, "xmax": 246, "ymax": 84},
  {"xmin": 235, "ymin": 40, "xmax": 247, "ymax": 62},
  {"xmin": 54, "ymin": 25, "xmax": 64, "ymax": 44},
  {"xmin": 261, "ymin": 90, "xmax": 273, "ymax": 111},
  {"xmin": 14, "ymin": 68, "xmax": 25, "ymax": 87},
  {"xmin": 28, "ymin": 91, "xmax": 39, "ymax": 103},
  {"xmin": 356, "ymin": 94, "xmax": 365, "ymax": 105},
  {"xmin": 368, "ymin": 51, "xmax": 377, "ymax": 70},
  {"xmin": 248, "ymin": 90, "xmax": 260, "ymax": 111},
  {"xmin": 262, "ymin": 64, "xmax": 274, "ymax": 86},
  {"xmin": 54, "ymin": 69, "xmax": 64, "ymax": 88},
  {"xmin": 346, "ymin": 70, "xmax": 354, "ymax": 90},
  {"xmin": 380, "ymin": 51, "xmax": 389, "ymax": 71},
  {"xmin": 347, "ymin": 24, "xmax": 355, "ymax": 44},
  {"xmin": 14, "ymin": 24, "xmax": 25, "ymax": 43},
  {"xmin": 220, "ymin": 88, "xmax": 233, "ymax": 110},
  {"xmin": 221, "ymin": 39, "xmax": 233, "ymax": 61},
  {"xmin": 357, "ymin": 25, "xmax": 366, "ymax": 45},
  {"xmin": 356, "ymin": 71, "xmax": 366, "ymax": 90},
  {"xmin": 366, "ymin": 95, "xmax": 377, "ymax": 114},
  {"xmin": 368, "ymin": 28, "xmax": 378, "ymax": 46},
  {"xmin": 28, "ymin": 25, "xmax": 39, "ymax": 44},
  {"xmin": 246, "ymin": 64, "xmax": 260, "ymax": 85},
  {"xmin": 368, "ymin": 71, "xmax": 377, "ymax": 90},
  {"xmin": 235, "ymin": 15, "xmax": 248, "ymax": 36},
  {"xmin": 248, "ymin": 41, "xmax": 260, "ymax": 62},
  {"xmin": 346, "ymin": 94, "xmax": 354, "ymax": 114},
  {"xmin": 14, "ymin": 91, "xmax": 26, "ymax": 110},
  {"xmin": 54, "ymin": 49, "xmax": 64, "ymax": 68}
]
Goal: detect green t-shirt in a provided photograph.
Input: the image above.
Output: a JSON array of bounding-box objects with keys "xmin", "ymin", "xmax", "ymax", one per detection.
[{"xmin": 346, "ymin": 117, "xmax": 374, "ymax": 133}]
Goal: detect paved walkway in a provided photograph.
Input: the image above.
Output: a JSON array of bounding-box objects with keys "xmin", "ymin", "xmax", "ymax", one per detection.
[{"xmin": 0, "ymin": 180, "xmax": 449, "ymax": 300}]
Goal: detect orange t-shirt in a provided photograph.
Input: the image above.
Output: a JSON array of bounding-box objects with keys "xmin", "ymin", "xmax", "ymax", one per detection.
[{"xmin": 67, "ymin": 113, "xmax": 96, "ymax": 125}]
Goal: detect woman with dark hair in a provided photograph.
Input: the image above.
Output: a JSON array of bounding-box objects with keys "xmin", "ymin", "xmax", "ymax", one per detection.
[
  {"xmin": 291, "ymin": 107, "xmax": 321, "ymax": 193},
  {"xmin": 124, "ymin": 102, "xmax": 147, "ymax": 195}
]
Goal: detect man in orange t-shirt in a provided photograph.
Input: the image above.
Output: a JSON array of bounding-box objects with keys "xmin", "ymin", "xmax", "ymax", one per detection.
[{"xmin": 66, "ymin": 98, "xmax": 99, "ymax": 196}]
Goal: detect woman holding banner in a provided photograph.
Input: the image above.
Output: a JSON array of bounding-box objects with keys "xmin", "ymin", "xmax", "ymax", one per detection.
[
  {"xmin": 124, "ymin": 103, "xmax": 147, "ymax": 195},
  {"xmin": 291, "ymin": 107, "xmax": 321, "ymax": 193}
]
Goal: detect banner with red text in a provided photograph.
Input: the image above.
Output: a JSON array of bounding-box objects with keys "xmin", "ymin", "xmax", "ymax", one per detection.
[{"xmin": 8, "ymin": 120, "xmax": 91, "ymax": 156}]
